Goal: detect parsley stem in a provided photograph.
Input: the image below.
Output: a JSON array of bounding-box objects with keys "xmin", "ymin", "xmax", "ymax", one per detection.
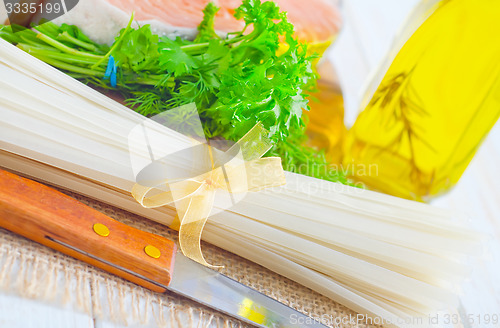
[
  {"xmin": 17, "ymin": 31, "xmax": 55, "ymax": 50},
  {"xmin": 57, "ymin": 31, "xmax": 98, "ymax": 52},
  {"xmin": 180, "ymin": 43, "xmax": 206, "ymax": 52},
  {"xmin": 92, "ymin": 12, "xmax": 135, "ymax": 69},
  {"xmin": 36, "ymin": 33, "xmax": 104, "ymax": 59},
  {"xmin": 30, "ymin": 55, "xmax": 106, "ymax": 77},
  {"xmin": 180, "ymin": 35, "xmax": 246, "ymax": 54},
  {"xmin": 17, "ymin": 44, "xmax": 99, "ymax": 65},
  {"xmin": 33, "ymin": 23, "xmax": 57, "ymax": 39},
  {"xmin": 19, "ymin": 37, "xmax": 53, "ymax": 51},
  {"xmin": 133, "ymin": 76, "xmax": 175, "ymax": 87},
  {"xmin": 35, "ymin": 21, "xmax": 61, "ymax": 38},
  {"xmin": 226, "ymin": 35, "xmax": 246, "ymax": 44}
]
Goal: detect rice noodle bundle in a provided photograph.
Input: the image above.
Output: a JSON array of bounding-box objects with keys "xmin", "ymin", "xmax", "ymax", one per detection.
[{"xmin": 0, "ymin": 39, "xmax": 483, "ymax": 327}]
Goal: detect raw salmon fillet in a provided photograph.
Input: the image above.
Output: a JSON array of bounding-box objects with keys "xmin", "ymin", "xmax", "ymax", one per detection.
[{"xmin": 47, "ymin": 0, "xmax": 341, "ymax": 45}]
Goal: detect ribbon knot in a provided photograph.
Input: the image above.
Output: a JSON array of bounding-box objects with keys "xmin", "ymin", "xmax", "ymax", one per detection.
[
  {"xmin": 131, "ymin": 124, "xmax": 285, "ymax": 267},
  {"xmin": 203, "ymin": 174, "xmax": 222, "ymax": 189}
]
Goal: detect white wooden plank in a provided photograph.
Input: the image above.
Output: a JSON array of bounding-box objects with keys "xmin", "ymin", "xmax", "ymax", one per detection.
[
  {"xmin": 329, "ymin": 0, "xmax": 420, "ymax": 125},
  {"xmin": 0, "ymin": 293, "xmax": 94, "ymax": 328},
  {"xmin": 432, "ymin": 123, "xmax": 500, "ymax": 328},
  {"xmin": 329, "ymin": 2, "xmax": 371, "ymax": 127},
  {"xmin": 332, "ymin": 1, "xmax": 500, "ymax": 325},
  {"xmin": 348, "ymin": 0, "xmax": 420, "ymax": 68},
  {"xmin": 95, "ymin": 320, "xmax": 142, "ymax": 328},
  {"xmin": 2, "ymin": 2, "xmax": 498, "ymax": 327},
  {"xmin": 0, "ymin": 3, "xmax": 7, "ymax": 23}
]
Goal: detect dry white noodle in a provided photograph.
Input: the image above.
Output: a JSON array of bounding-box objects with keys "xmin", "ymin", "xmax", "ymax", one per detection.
[{"xmin": 0, "ymin": 38, "xmax": 484, "ymax": 327}]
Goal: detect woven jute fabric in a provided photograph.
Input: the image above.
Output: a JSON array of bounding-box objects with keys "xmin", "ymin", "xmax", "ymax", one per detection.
[{"xmin": 0, "ymin": 184, "xmax": 381, "ymax": 328}]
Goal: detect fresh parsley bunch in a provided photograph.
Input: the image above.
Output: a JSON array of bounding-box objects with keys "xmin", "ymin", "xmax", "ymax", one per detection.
[
  {"xmin": 131, "ymin": 0, "xmax": 317, "ymax": 144},
  {"xmin": 0, "ymin": 0, "xmax": 350, "ymax": 184}
]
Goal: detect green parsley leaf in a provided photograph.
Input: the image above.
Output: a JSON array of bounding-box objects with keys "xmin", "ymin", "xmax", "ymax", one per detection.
[
  {"xmin": 158, "ymin": 37, "xmax": 198, "ymax": 76},
  {"xmin": 194, "ymin": 2, "xmax": 220, "ymax": 43},
  {"xmin": 112, "ymin": 25, "xmax": 159, "ymax": 72},
  {"xmin": 0, "ymin": 0, "xmax": 349, "ymax": 184}
]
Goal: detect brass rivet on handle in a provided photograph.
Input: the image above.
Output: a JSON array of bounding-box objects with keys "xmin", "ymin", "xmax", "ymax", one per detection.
[
  {"xmin": 93, "ymin": 223, "xmax": 110, "ymax": 237},
  {"xmin": 144, "ymin": 245, "xmax": 161, "ymax": 259}
]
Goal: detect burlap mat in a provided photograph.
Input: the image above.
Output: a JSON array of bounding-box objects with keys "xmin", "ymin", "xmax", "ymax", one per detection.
[{"xmin": 0, "ymin": 183, "xmax": 381, "ymax": 328}]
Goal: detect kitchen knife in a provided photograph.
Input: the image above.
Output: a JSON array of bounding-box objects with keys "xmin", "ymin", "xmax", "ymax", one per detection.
[{"xmin": 0, "ymin": 168, "xmax": 326, "ymax": 328}]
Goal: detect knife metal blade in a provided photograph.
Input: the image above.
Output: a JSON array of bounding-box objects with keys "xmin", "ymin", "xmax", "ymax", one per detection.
[
  {"xmin": 0, "ymin": 168, "xmax": 326, "ymax": 327},
  {"xmin": 170, "ymin": 254, "xmax": 326, "ymax": 328}
]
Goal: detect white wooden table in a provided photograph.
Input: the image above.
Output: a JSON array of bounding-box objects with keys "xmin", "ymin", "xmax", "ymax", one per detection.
[
  {"xmin": 1, "ymin": 1, "xmax": 499, "ymax": 327},
  {"xmin": 332, "ymin": 1, "xmax": 500, "ymax": 326}
]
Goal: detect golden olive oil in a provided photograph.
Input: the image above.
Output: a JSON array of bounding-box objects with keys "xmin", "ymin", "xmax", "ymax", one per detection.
[
  {"xmin": 343, "ymin": 0, "xmax": 500, "ymax": 201},
  {"xmin": 306, "ymin": 61, "xmax": 346, "ymax": 165}
]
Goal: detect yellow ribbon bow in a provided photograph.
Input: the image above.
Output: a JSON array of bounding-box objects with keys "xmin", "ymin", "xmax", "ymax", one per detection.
[{"xmin": 131, "ymin": 124, "xmax": 286, "ymax": 267}]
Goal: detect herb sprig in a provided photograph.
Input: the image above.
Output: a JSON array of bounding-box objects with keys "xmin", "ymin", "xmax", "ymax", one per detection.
[{"xmin": 0, "ymin": 0, "xmax": 349, "ymax": 184}]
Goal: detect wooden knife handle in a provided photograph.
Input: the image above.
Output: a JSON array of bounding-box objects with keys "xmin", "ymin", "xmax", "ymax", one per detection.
[{"xmin": 0, "ymin": 169, "xmax": 176, "ymax": 293}]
